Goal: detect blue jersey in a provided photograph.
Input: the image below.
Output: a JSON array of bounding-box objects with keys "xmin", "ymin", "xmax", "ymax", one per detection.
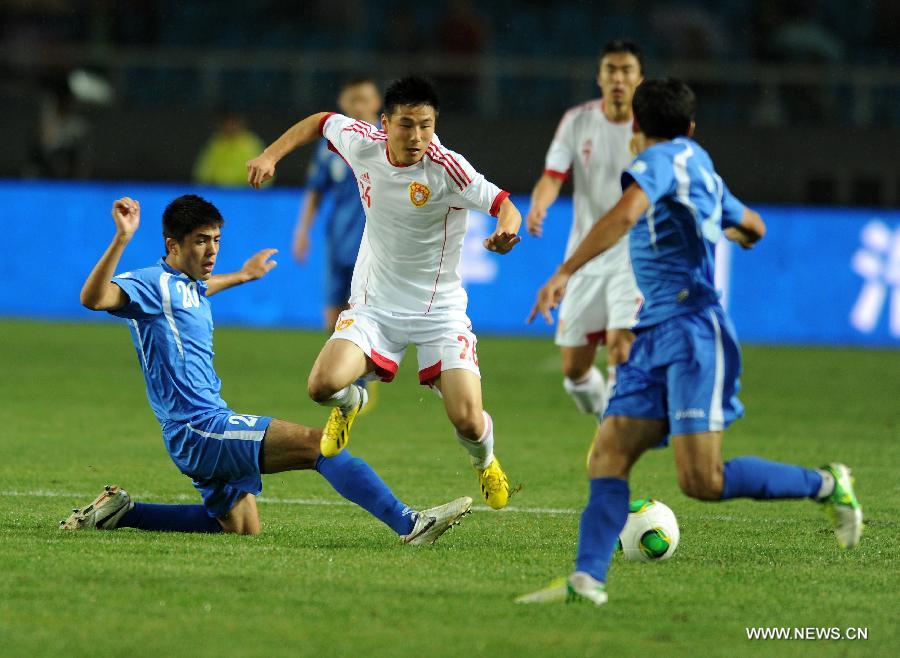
[
  {"xmin": 108, "ymin": 259, "xmax": 227, "ymax": 425},
  {"xmin": 621, "ymin": 137, "xmax": 746, "ymax": 328},
  {"xmin": 307, "ymin": 137, "xmax": 367, "ymax": 267}
]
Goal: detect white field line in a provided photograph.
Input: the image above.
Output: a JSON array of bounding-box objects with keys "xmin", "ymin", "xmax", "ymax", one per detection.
[{"xmin": 1, "ymin": 489, "xmax": 578, "ymax": 515}]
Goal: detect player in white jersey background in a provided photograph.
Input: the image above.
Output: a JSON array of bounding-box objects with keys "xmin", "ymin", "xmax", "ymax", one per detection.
[
  {"xmin": 246, "ymin": 77, "xmax": 522, "ymax": 510},
  {"xmin": 525, "ymin": 40, "xmax": 645, "ymax": 420}
]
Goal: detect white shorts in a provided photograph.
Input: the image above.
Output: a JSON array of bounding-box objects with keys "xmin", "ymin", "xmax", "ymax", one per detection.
[
  {"xmin": 329, "ymin": 305, "xmax": 480, "ymax": 386},
  {"xmin": 555, "ymin": 269, "xmax": 642, "ymax": 347}
]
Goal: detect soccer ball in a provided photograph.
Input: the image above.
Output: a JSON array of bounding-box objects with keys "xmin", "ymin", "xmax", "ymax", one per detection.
[{"xmin": 617, "ymin": 498, "xmax": 680, "ymax": 562}]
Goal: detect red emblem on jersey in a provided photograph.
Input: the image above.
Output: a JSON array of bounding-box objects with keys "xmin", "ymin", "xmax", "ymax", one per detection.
[
  {"xmin": 409, "ymin": 182, "xmax": 431, "ymax": 207},
  {"xmin": 581, "ymin": 139, "xmax": 593, "ymax": 167}
]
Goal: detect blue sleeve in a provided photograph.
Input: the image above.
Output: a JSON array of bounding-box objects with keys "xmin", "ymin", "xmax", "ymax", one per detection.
[
  {"xmin": 720, "ymin": 180, "xmax": 747, "ymax": 229},
  {"xmin": 107, "ymin": 270, "xmax": 162, "ymax": 320},
  {"xmin": 620, "ymin": 150, "xmax": 675, "ymax": 204},
  {"xmin": 305, "ymin": 139, "xmax": 334, "ymax": 194}
]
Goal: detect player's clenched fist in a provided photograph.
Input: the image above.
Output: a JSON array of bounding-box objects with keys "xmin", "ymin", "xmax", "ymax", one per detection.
[
  {"xmin": 246, "ymin": 153, "xmax": 276, "ymax": 189},
  {"xmin": 111, "ymin": 197, "xmax": 140, "ymax": 239}
]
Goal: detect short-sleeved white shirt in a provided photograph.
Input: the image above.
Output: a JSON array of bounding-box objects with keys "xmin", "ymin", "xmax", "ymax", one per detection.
[
  {"xmin": 320, "ymin": 112, "xmax": 509, "ymax": 314},
  {"xmin": 544, "ymin": 99, "xmax": 634, "ymax": 276}
]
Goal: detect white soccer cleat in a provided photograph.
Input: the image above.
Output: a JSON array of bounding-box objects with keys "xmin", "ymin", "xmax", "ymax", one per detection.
[
  {"xmin": 59, "ymin": 485, "xmax": 133, "ymax": 530},
  {"xmin": 566, "ymin": 571, "xmax": 608, "ymax": 606},
  {"xmin": 401, "ymin": 496, "xmax": 472, "ymax": 546}
]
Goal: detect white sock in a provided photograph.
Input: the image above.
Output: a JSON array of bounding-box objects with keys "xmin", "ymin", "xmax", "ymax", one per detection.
[
  {"xmin": 815, "ymin": 468, "xmax": 836, "ymax": 500},
  {"xmin": 563, "ymin": 367, "xmax": 607, "ymax": 415},
  {"xmin": 322, "ymin": 384, "xmax": 361, "ymax": 414},
  {"xmin": 456, "ymin": 411, "xmax": 495, "ymax": 470}
]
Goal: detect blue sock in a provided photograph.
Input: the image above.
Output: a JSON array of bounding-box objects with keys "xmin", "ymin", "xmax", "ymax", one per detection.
[
  {"xmin": 721, "ymin": 456, "xmax": 822, "ymax": 500},
  {"xmin": 316, "ymin": 450, "xmax": 415, "ymax": 536},
  {"xmin": 575, "ymin": 477, "xmax": 630, "ymax": 583},
  {"xmin": 117, "ymin": 503, "xmax": 222, "ymax": 533}
]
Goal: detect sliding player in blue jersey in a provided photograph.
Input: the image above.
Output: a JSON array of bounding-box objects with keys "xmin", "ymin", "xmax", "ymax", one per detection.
[
  {"xmin": 519, "ymin": 79, "xmax": 862, "ymax": 606},
  {"xmin": 62, "ymin": 194, "xmax": 470, "ymax": 544}
]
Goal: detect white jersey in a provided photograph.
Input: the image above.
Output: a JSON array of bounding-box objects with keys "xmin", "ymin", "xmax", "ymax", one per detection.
[
  {"xmin": 544, "ymin": 99, "xmax": 634, "ymax": 276},
  {"xmin": 321, "ymin": 112, "xmax": 508, "ymax": 315}
]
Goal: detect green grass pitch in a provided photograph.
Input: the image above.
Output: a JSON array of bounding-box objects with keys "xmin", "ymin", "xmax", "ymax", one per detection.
[{"xmin": 0, "ymin": 319, "xmax": 896, "ymax": 657}]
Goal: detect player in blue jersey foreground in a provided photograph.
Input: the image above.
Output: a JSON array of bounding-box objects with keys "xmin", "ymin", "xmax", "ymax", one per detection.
[
  {"xmin": 519, "ymin": 79, "xmax": 862, "ymax": 606},
  {"xmin": 61, "ymin": 194, "xmax": 471, "ymax": 544}
]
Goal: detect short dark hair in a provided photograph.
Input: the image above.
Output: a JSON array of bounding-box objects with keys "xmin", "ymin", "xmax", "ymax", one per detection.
[
  {"xmin": 600, "ymin": 39, "xmax": 644, "ymax": 74},
  {"xmin": 162, "ymin": 194, "xmax": 224, "ymax": 251},
  {"xmin": 383, "ymin": 76, "xmax": 440, "ymax": 117},
  {"xmin": 340, "ymin": 76, "xmax": 378, "ymax": 92},
  {"xmin": 632, "ymin": 78, "xmax": 696, "ymax": 140}
]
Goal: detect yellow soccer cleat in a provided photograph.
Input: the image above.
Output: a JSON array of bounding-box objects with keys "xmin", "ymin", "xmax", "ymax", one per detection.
[
  {"xmin": 320, "ymin": 386, "xmax": 367, "ymax": 458},
  {"xmin": 476, "ymin": 456, "xmax": 510, "ymax": 510}
]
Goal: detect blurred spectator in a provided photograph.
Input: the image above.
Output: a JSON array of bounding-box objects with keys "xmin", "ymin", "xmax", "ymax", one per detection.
[
  {"xmin": 193, "ymin": 112, "xmax": 265, "ymax": 187},
  {"xmin": 24, "ymin": 78, "xmax": 91, "ymax": 179}
]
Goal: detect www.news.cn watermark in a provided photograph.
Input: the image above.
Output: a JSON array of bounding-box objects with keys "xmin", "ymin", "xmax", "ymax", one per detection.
[{"xmin": 746, "ymin": 627, "xmax": 868, "ymax": 641}]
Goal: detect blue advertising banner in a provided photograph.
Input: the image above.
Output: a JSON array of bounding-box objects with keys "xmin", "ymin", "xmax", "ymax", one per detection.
[{"xmin": 0, "ymin": 180, "xmax": 897, "ymax": 347}]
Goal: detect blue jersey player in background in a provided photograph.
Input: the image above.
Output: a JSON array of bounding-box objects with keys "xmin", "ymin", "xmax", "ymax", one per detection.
[
  {"xmin": 293, "ymin": 77, "xmax": 381, "ymax": 331},
  {"xmin": 62, "ymin": 194, "xmax": 471, "ymax": 544},
  {"xmin": 521, "ymin": 79, "xmax": 862, "ymax": 606}
]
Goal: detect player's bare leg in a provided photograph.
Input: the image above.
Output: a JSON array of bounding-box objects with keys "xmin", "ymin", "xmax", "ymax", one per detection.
[
  {"xmin": 260, "ymin": 419, "xmax": 321, "ymax": 472},
  {"xmin": 308, "ymin": 339, "xmax": 373, "ymax": 456},
  {"xmin": 217, "ymin": 493, "xmax": 261, "ymax": 535},
  {"xmin": 435, "ymin": 369, "xmax": 509, "ymax": 509},
  {"xmin": 588, "ymin": 416, "xmax": 668, "ymax": 478},
  {"xmin": 672, "ymin": 431, "xmax": 725, "ymax": 500},
  {"xmin": 672, "ymin": 432, "xmax": 862, "ymax": 548}
]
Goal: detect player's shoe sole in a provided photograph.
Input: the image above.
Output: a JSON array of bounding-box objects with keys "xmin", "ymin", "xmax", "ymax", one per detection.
[
  {"xmin": 476, "ymin": 456, "xmax": 509, "ymax": 510},
  {"xmin": 320, "ymin": 385, "xmax": 367, "ymax": 458},
  {"xmin": 401, "ymin": 496, "xmax": 473, "ymax": 546},
  {"xmin": 820, "ymin": 463, "xmax": 863, "ymax": 549},
  {"xmin": 59, "ymin": 484, "xmax": 132, "ymax": 530}
]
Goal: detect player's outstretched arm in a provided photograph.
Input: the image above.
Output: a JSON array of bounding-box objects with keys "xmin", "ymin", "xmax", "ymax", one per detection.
[
  {"xmin": 562, "ymin": 182, "xmax": 647, "ymax": 275},
  {"xmin": 205, "ymin": 249, "xmax": 278, "ymax": 296},
  {"xmin": 483, "ymin": 198, "xmax": 523, "ymax": 254},
  {"xmin": 527, "ymin": 183, "xmax": 648, "ymax": 325},
  {"xmin": 724, "ymin": 208, "xmax": 766, "ymax": 249},
  {"xmin": 246, "ymin": 112, "xmax": 333, "ymax": 189},
  {"xmin": 525, "ymin": 174, "xmax": 564, "ymax": 237},
  {"xmin": 80, "ymin": 198, "xmax": 139, "ymax": 311}
]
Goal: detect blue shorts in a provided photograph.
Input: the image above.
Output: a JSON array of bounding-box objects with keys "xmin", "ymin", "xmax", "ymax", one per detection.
[
  {"xmin": 605, "ymin": 305, "xmax": 744, "ymax": 435},
  {"xmin": 325, "ymin": 259, "xmax": 354, "ymax": 308},
  {"xmin": 163, "ymin": 410, "xmax": 273, "ymax": 518}
]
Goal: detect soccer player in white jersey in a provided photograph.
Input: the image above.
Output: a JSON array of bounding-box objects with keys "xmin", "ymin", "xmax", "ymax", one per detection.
[
  {"xmin": 525, "ymin": 40, "xmax": 645, "ymax": 419},
  {"xmin": 247, "ymin": 77, "xmax": 522, "ymax": 509}
]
